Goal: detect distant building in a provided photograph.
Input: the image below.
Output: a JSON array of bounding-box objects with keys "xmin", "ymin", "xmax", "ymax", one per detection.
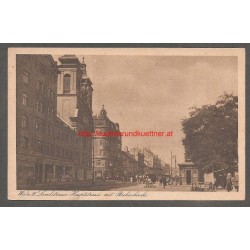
[
  {"xmin": 143, "ymin": 148, "xmax": 162, "ymax": 175},
  {"xmin": 121, "ymin": 148, "xmax": 139, "ymax": 178},
  {"xmin": 161, "ymin": 162, "xmax": 170, "ymax": 175},
  {"xmin": 143, "ymin": 148, "xmax": 154, "ymax": 170},
  {"xmin": 93, "ymin": 106, "xmax": 122, "ymax": 179},
  {"xmin": 130, "ymin": 147, "xmax": 145, "ymax": 174},
  {"xmin": 153, "ymin": 155, "xmax": 162, "ymax": 175}
]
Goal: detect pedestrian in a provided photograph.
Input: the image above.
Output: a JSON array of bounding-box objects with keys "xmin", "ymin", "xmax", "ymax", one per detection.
[
  {"xmin": 145, "ymin": 176, "xmax": 149, "ymax": 188},
  {"xmin": 162, "ymin": 176, "xmax": 167, "ymax": 189},
  {"xmin": 226, "ymin": 173, "xmax": 233, "ymax": 192},
  {"xmin": 234, "ymin": 176, "xmax": 239, "ymax": 192},
  {"xmin": 213, "ymin": 177, "xmax": 217, "ymax": 191},
  {"xmin": 159, "ymin": 176, "xmax": 163, "ymax": 186},
  {"xmin": 175, "ymin": 175, "xmax": 178, "ymax": 185}
]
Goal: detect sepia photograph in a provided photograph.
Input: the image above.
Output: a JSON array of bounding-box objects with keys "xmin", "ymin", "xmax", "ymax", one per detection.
[
  {"xmin": 8, "ymin": 48, "xmax": 245, "ymax": 200},
  {"xmin": 2, "ymin": 2, "xmax": 250, "ymax": 250}
]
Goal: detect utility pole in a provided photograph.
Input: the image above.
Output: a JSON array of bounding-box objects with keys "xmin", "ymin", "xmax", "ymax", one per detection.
[
  {"xmin": 170, "ymin": 150, "xmax": 172, "ymax": 176},
  {"xmin": 175, "ymin": 154, "xmax": 176, "ymax": 176}
]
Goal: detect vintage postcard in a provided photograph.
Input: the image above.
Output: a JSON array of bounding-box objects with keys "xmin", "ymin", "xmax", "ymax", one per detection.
[{"xmin": 8, "ymin": 47, "xmax": 245, "ymax": 200}]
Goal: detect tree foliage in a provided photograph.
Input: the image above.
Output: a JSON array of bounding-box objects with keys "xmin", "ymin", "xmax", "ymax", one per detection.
[{"xmin": 181, "ymin": 93, "xmax": 238, "ymax": 171}]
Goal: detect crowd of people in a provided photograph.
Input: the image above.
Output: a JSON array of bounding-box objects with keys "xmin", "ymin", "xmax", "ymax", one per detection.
[
  {"xmin": 97, "ymin": 172, "xmax": 239, "ymax": 192},
  {"xmin": 120, "ymin": 174, "xmax": 181, "ymax": 189}
]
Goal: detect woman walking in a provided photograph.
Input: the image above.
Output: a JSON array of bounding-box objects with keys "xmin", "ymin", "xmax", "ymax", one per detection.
[{"xmin": 226, "ymin": 173, "xmax": 233, "ymax": 192}]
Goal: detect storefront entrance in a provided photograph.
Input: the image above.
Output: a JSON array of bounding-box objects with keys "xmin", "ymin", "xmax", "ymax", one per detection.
[{"xmin": 186, "ymin": 170, "xmax": 192, "ymax": 185}]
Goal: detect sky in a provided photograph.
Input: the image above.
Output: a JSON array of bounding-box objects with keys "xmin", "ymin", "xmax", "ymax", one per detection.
[{"xmin": 54, "ymin": 55, "xmax": 238, "ymax": 165}]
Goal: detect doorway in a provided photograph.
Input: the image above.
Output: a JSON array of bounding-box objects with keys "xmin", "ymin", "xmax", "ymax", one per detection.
[
  {"xmin": 35, "ymin": 164, "xmax": 43, "ymax": 184},
  {"xmin": 186, "ymin": 170, "xmax": 192, "ymax": 184}
]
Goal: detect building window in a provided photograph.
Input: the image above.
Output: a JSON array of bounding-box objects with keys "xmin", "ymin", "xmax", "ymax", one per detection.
[
  {"xmin": 78, "ymin": 170, "xmax": 84, "ymax": 179},
  {"xmin": 63, "ymin": 74, "xmax": 71, "ymax": 94},
  {"xmin": 41, "ymin": 84, "xmax": 45, "ymax": 94},
  {"xmin": 34, "ymin": 140, "xmax": 43, "ymax": 153},
  {"xmin": 97, "ymin": 160, "xmax": 101, "ymax": 166},
  {"xmin": 45, "ymin": 144, "xmax": 49, "ymax": 155},
  {"xmin": 66, "ymin": 134, "xmax": 70, "ymax": 143},
  {"xmin": 51, "ymin": 90, "xmax": 55, "ymax": 100},
  {"xmin": 75, "ymin": 152, "xmax": 80, "ymax": 161},
  {"xmin": 47, "ymin": 124, "xmax": 50, "ymax": 135},
  {"xmin": 48, "ymin": 89, "xmax": 51, "ymax": 99},
  {"xmin": 35, "ymin": 121, "xmax": 40, "ymax": 131},
  {"xmin": 37, "ymin": 81, "xmax": 45, "ymax": 94},
  {"xmin": 47, "ymin": 106, "xmax": 50, "ymax": 116},
  {"xmin": 21, "ymin": 136, "xmax": 29, "ymax": 149},
  {"xmin": 48, "ymin": 89, "xmax": 55, "ymax": 100},
  {"xmin": 35, "ymin": 122, "xmax": 44, "ymax": 132},
  {"xmin": 100, "ymin": 140, "xmax": 103, "ymax": 146},
  {"xmin": 39, "ymin": 64, "xmax": 45, "ymax": 74},
  {"xmin": 41, "ymin": 103, "xmax": 45, "ymax": 113},
  {"xmin": 61, "ymin": 131, "xmax": 64, "ymax": 141},
  {"xmin": 22, "ymin": 71, "xmax": 29, "ymax": 84},
  {"xmin": 21, "ymin": 115, "xmax": 28, "ymax": 128},
  {"xmin": 22, "ymin": 93, "xmax": 28, "ymax": 106},
  {"xmin": 56, "ymin": 146, "xmax": 60, "ymax": 157},
  {"xmin": 56, "ymin": 131, "xmax": 60, "ymax": 140},
  {"xmin": 36, "ymin": 101, "xmax": 45, "ymax": 114},
  {"xmin": 36, "ymin": 101, "xmax": 39, "ymax": 112},
  {"xmin": 50, "ymin": 145, "xmax": 54, "ymax": 156}
]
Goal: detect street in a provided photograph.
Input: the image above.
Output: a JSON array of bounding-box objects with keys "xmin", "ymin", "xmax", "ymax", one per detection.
[
  {"xmin": 25, "ymin": 180, "xmax": 193, "ymax": 191},
  {"xmin": 109, "ymin": 182, "xmax": 192, "ymax": 191},
  {"xmin": 21, "ymin": 179, "xmax": 239, "ymax": 192}
]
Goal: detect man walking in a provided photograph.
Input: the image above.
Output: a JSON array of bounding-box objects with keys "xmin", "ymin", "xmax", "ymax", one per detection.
[{"xmin": 162, "ymin": 176, "xmax": 167, "ymax": 189}]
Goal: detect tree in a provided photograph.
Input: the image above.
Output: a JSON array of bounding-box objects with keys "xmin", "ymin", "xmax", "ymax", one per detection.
[{"xmin": 181, "ymin": 93, "xmax": 238, "ymax": 172}]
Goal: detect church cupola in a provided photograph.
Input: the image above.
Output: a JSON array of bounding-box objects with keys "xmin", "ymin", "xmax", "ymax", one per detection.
[{"xmin": 99, "ymin": 105, "xmax": 107, "ymax": 117}]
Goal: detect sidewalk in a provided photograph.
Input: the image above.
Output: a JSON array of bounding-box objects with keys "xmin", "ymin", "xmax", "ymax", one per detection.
[{"xmin": 19, "ymin": 180, "xmax": 138, "ymax": 191}]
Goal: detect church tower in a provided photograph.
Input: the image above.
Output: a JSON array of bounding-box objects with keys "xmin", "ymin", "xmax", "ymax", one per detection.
[
  {"xmin": 57, "ymin": 55, "xmax": 94, "ymax": 180},
  {"xmin": 57, "ymin": 55, "xmax": 93, "ymax": 131}
]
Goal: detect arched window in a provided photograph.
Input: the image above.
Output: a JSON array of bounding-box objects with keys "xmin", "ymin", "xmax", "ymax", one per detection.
[
  {"xmin": 22, "ymin": 93, "xmax": 28, "ymax": 106},
  {"xmin": 21, "ymin": 115, "xmax": 28, "ymax": 128},
  {"xmin": 63, "ymin": 74, "xmax": 71, "ymax": 94},
  {"xmin": 22, "ymin": 70, "xmax": 29, "ymax": 84}
]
